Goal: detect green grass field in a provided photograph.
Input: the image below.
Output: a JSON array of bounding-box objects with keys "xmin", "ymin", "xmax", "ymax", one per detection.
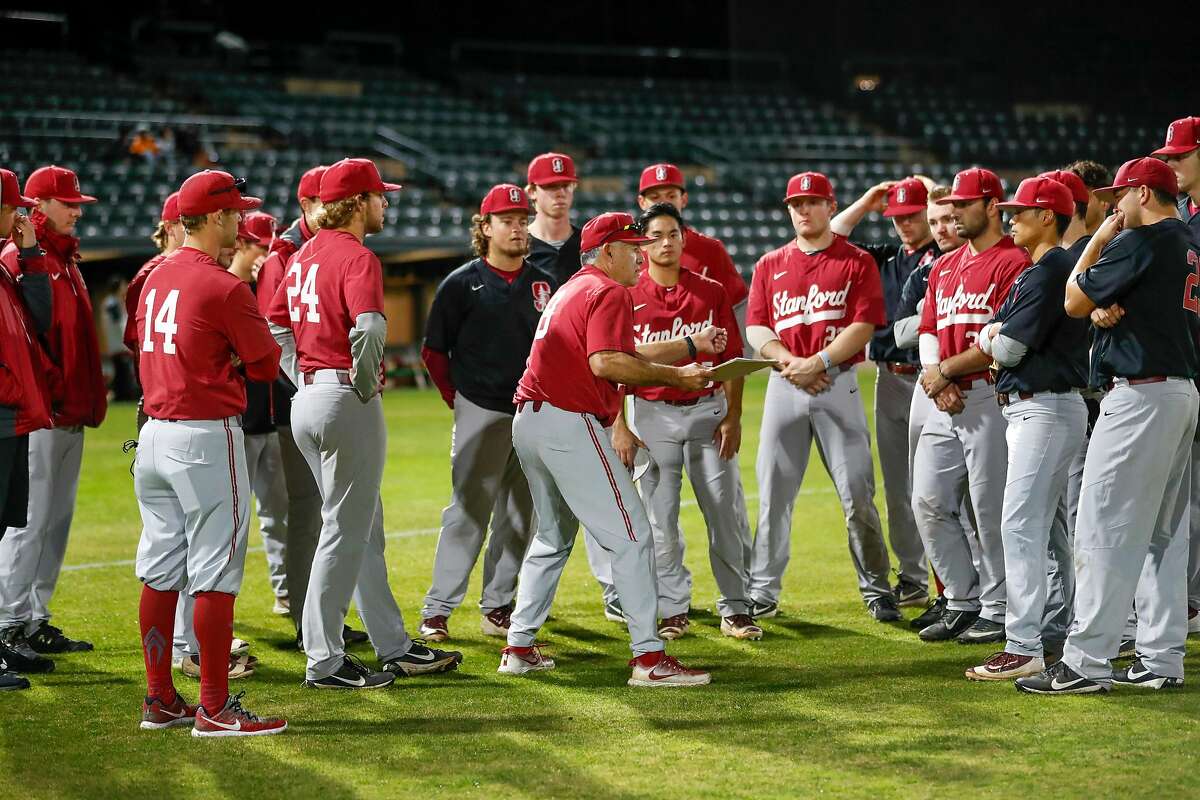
[{"xmin": 4, "ymin": 370, "xmax": 1199, "ymax": 798}]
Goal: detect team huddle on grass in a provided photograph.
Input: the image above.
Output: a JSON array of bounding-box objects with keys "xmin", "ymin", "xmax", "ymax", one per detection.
[{"xmin": 0, "ymin": 114, "xmax": 1198, "ymax": 736}]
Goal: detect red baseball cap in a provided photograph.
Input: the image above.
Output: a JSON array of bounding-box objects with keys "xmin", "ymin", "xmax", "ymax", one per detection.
[
  {"xmin": 242, "ymin": 211, "xmax": 276, "ymax": 245},
  {"xmin": 24, "ymin": 165, "xmax": 97, "ymax": 204},
  {"xmin": 580, "ymin": 212, "xmax": 654, "ymax": 252},
  {"xmin": 996, "ymin": 177, "xmax": 1075, "ymax": 218},
  {"xmin": 0, "ymin": 169, "xmax": 36, "ymax": 208},
  {"xmin": 527, "ymin": 152, "xmax": 578, "ymax": 186},
  {"xmin": 178, "ymin": 170, "xmax": 262, "ymax": 216},
  {"xmin": 1037, "ymin": 170, "xmax": 1090, "ymax": 205},
  {"xmin": 938, "ymin": 168, "xmax": 1005, "ymax": 204},
  {"xmin": 1094, "ymin": 157, "xmax": 1180, "ymax": 202},
  {"xmin": 480, "ymin": 184, "xmax": 529, "ymax": 216},
  {"xmin": 1152, "ymin": 117, "xmax": 1200, "ymax": 158},
  {"xmin": 160, "ymin": 191, "xmax": 180, "ymax": 222},
  {"xmin": 319, "ymin": 158, "xmax": 402, "ymax": 204},
  {"xmin": 639, "ymin": 163, "xmax": 686, "ymax": 194},
  {"xmin": 784, "ymin": 172, "xmax": 835, "ymax": 203},
  {"xmin": 297, "ymin": 165, "xmax": 327, "ymax": 203},
  {"xmin": 883, "ymin": 178, "xmax": 928, "ymax": 217},
  {"xmin": 236, "ymin": 219, "xmax": 264, "ymax": 246}
]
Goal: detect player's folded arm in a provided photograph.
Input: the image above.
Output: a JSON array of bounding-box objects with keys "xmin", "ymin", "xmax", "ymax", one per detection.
[{"xmin": 1066, "ymin": 232, "xmax": 1142, "ymax": 318}]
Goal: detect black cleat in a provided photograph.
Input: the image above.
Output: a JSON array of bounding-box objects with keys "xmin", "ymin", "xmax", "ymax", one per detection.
[
  {"xmin": 910, "ymin": 596, "xmax": 947, "ymax": 630},
  {"xmin": 868, "ymin": 595, "xmax": 902, "ymax": 622},
  {"xmin": 0, "ymin": 670, "xmax": 30, "ymax": 691},
  {"xmin": 893, "ymin": 578, "xmax": 929, "ymax": 608},
  {"xmin": 0, "ymin": 628, "xmax": 54, "ymax": 673},
  {"xmin": 27, "ymin": 622, "xmax": 93, "ymax": 654},
  {"xmin": 749, "ymin": 600, "xmax": 779, "ymax": 619},
  {"xmin": 1015, "ymin": 660, "xmax": 1109, "ymax": 695},
  {"xmin": 343, "ymin": 626, "xmax": 369, "ymax": 647},
  {"xmin": 304, "ymin": 654, "xmax": 394, "ymax": 690},
  {"xmin": 1116, "ymin": 638, "xmax": 1136, "ymax": 659},
  {"xmin": 955, "ymin": 617, "xmax": 1005, "ymax": 644},
  {"xmin": 1112, "ymin": 658, "xmax": 1184, "ymax": 690},
  {"xmin": 603, "ymin": 599, "xmax": 627, "ymax": 624},
  {"xmin": 919, "ymin": 609, "xmax": 979, "ymax": 642},
  {"xmin": 382, "ymin": 639, "xmax": 463, "ymax": 677}
]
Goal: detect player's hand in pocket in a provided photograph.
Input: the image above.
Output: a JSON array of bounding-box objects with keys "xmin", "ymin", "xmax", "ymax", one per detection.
[{"xmin": 611, "ymin": 418, "xmax": 645, "ymax": 471}]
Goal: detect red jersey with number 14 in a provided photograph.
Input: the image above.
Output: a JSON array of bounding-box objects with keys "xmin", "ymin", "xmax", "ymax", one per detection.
[
  {"xmin": 266, "ymin": 228, "xmax": 385, "ymax": 372},
  {"xmin": 137, "ymin": 247, "xmax": 280, "ymax": 420},
  {"xmin": 746, "ymin": 235, "xmax": 885, "ymax": 362}
]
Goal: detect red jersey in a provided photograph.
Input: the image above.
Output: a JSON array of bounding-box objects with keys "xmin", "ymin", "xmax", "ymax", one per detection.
[
  {"xmin": 137, "ymin": 247, "xmax": 280, "ymax": 420},
  {"xmin": 682, "ymin": 227, "xmax": 748, "ymax": 307},
  {"xmin": 918, "ymin": 236, "xmax": 1030, "ymax": 365},
  {"xmin": 265, "ymin": 228, "xmax": 385, "ymax": 373},
  {"xmin": 746, "ymin": 235, "xmax": 886, "ymax": 363},
  {"xmin": 124, "ymin": 252, "xmax": 167, "ymax": 353},
  {"xmin": 256, "ymin": 215, "xmax": 315, "ymax": 318},
  {"xmin": 629, "ymin": 268, "xmax": 741, "ymax": 402},
  {"xmin": 514, "ymin": 265, "xmax": 635, "ymax": 425},
  {"xmin": 0, "ymin": 242, "xmax": 53, "ymax": 436}
]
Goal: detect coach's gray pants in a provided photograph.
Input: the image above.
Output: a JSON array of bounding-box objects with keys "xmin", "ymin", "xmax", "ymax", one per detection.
[
  {"xmin": 1064, "ymin": 379, "xmax": 1197, "ymax": 683},
  {"xmin": 876, "ymin": 367, "xmax": 928, "ymax": 589},
  {"xmin": 422, "ymin": 395, "xmax": 533, "ymax": 619},
  {"xmin": 749, "ymin": 369, "xmax": 892, "ymax": 606},
  {"xmin": 0, "ymin": 426, "xmax": 84, "ymax": 635},
  {"xmin": 292, "ymin": 381, "xmax": 412, "ymax": 680},
  {"xmin": 624, "ymin": 392, "xmax": 752, "ymax": 618},
  {"xmin": 509, "ymin": 402, "xmax": 663, "ymax": 656},
  {"xmin": 999, "ymin": 393, "xmax": 1085, "ymax": 657},
  {"xmin": 277, "ymin": 422, "xmax": 322, "ymax": 632},
  {"xmin": 245, "ymin": 432, "xmax": 289, "ymax": 599},
  {"xmin": 912, "ymin": 378, "xmax": 1008, "ymax": 623}
]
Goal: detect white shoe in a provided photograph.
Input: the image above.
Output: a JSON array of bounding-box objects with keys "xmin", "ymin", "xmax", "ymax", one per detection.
[
  {"xmin": 627, "ymin": 652, "xmax": 711, "ymax": 688},
  {"xmin": 497, "ymin": 645, "xmax": 555, "ymax": 675},
  {"xmin": 230, "ymin": 638, "xmax": 250, "ymax": 656},
  {"xmin": 720, "ymin": 614, "xmax": 764, "ymax": 640},
  {"xmin": 480, "ymin": 606, "xmax": 512, "ymax": 637},
  {"xmin": 965, "ymin": 652, "xmax": 1044, "ymax": 681}
]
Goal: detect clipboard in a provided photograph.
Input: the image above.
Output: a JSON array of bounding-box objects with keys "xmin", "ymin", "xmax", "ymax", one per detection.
[{"xmin": 707, "ymin": 357, "xmax": 777, "ymax": 382}]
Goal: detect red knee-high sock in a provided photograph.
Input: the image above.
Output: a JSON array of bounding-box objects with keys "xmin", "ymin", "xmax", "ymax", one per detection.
[
  {"xmin": 934, "ymin": 571, "xmax": 945, "ymax": 597},
  {"xmin": 139, "ymin": 585, "xmax": 178, "ymax": 704},
  {"xmin": 193, "ymin": 591, "xmax": 235, "ymax": 713}
]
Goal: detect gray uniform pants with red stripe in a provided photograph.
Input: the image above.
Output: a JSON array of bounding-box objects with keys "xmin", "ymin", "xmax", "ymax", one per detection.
[{"xmin": 508, "ymin": 402, "xmax": 664, "ymax": 656}]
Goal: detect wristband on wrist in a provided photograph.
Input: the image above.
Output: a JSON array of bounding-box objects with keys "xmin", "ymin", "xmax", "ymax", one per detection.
[
  {"xmin": 684, "ymin": 335, "xmax": 697, "ymax": 359},
  {"xmin": 817, "ymin": 350, "xmax": 833, "ymax": 371}
]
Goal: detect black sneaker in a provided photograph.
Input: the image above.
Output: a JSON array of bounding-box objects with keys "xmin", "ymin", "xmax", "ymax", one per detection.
[
  {"xmin": 0, "ymin": 670, "xmax": 30, "ymax": 691},
  {"xmin": 1116, "ymin": 638, "xmax": 1136, "ymax": 659},
  {"xmin": 0, "ymin": 628, "xmax": 54, "ymax": 673},
  {"xmin": 749, "ymin": 600, "xmax": 779, "ymax": 619},
  {"xmin": 343, "ymin": 626, "xmax": 369, "ymax": 647},
  {"xmin": 893, "ymin": 578, "xmax": 929, "ymax": 608},
  {"xmin": 868, "ymin": 595, "xmax": 902, "ymax": 622},
  {"xmin": 910, "ymin": 596, "xmax": 947, "ymax": 630},
  {"xmin": 304, "ymin": 654, "xmax": 394, "ymax": 690},
  {"xmin": 1112, "ymin": 658, "xmax": 1184, "ymax": 690},
  {"xmin": 1015, "ymin": 660, "xmax": 1109, "ymax": 695},
  {"xmin": 603, "ymin": 599, "xmax": 626, "ymax": 624},
  {"xmin": 382, "ymin": 639, "xmax": 463, "ymax": 677},
  {"xmin": 919, "ymin": 609, "xmax": 979, "ymax": 641},
  {"xmin": 27, "ymin": 622, "xmax": 93, "ymax": 653},
  {"xmin": 955, "ymin": 617, "xmax": 1005, "ymax": 644}
]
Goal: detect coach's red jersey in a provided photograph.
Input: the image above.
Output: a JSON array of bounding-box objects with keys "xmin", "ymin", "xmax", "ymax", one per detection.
[
  {"xmin": 137, "ymin": 247, "xmax": 280, "ymax": 420},
  {"xmin": 629, "ymin": 268, "xmax": 741, "ymax": 402},
  {"xmin": 918, "ymin": 236, "xmax": 1029, "ymax": 361},
  {"xmin": 682, "ymin": 227, "xmax": 748, "ymax": 307},
  {"xmin": 266, "ymin": 228, "xmax": 385, "ymax": 373},
  {"xmin": 514, "ymin": 265, "xmax": 635, "ymax": 425},
  {"xmin": 746, "ymin": 235, "xmax": 885, "ymax": 363},
  {"xmin": 124, "ymin": 252, "xmax": 166, "ymax": 352}
]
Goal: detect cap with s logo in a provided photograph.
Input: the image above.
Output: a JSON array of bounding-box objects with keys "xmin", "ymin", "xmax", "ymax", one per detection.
[
  {"xmin": 783, "ymin": 172, "xmax": 834, "ymax": 203},
  {"xmin": 883, "ymin": 178, "xmax": 928, "ymax": 217},
  {"xmin": 1151, "ymin": 116, "xmax": 1200, "ymax": 158},
  {"xmin": 480, "ymin": 183, "xmax": 530, "ymax": 215},
  {"xmin": 937, "ymin": 168, "xmax": 1005, "ymax": 204},
  {"xmin": 24, "ymin": 165, "xmax": 97, "ymax": 204},
  {"xmin": 527, "ymin": 152, "xmax": 578, "ymax": 186},
  {"xmin": 638, "ymin": 163, "xmax": 685, "ymax": 193}
]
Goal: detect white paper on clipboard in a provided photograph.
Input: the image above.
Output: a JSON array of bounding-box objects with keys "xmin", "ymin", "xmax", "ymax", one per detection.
[{"xmin": 707, "ymin": 357, "xmax": 777, "ymax": 382}]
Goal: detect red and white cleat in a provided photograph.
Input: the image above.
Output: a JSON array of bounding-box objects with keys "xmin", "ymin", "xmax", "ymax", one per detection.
[
  {"xmin": 140, "ymin": 693, "xmax": 198, "ymax": 730},
  {"xmin": 627, "ymin": 651, "xmax": 711, "ymax": 688},
  {"xmin": 497, "ymin": 644, "xmax": 555, "ymax": 675},
  {"xmin": 192, "ymin": 691, "xmax": 287, "ymax": 738}
]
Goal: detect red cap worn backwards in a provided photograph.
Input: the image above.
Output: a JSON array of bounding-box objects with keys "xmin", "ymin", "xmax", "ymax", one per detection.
[
  {"xmin": 24, "ymin": 165, "xmax": 97, "ymax": 204},
  {"xmin": 297, "ymin": 165, "xmax": 328, "ymax": 203},
  {"xmin": 1093, "ymin": 157, "xmax": 1180, "ymax": 202},
  {"xmin": 527, "ymin": 152, "xmax": 578, "ymax": 186},
  {"xmin": 480, "ymin": 184, "xmax": 529, "ymax": 216},
  {"xmin": 1152, "ymin": 116, "xmax": 1200, "ymax": 158},
  {"xmin": 639, "ymin": 163, "xmax": 686, "ymax": 194},
  {"xmin": 242, "ymin": 211, "xmax": 276, "ymax": 245},
  {"xmin": 1037, "ymin": 170, "xmax": 1089, "ymax": 205},
  {"xmin": 938, "ymin": 167, "xmax": 1005, "ymax": 204},
  {"xmin": 178, "ymin": 170, "xmax": 262, "ymax": 216},
  {"xmin": 0, "ymin": 169, "xmax": 36, "ymax": 208},
  {"xmin": 160, "ymin": 191, "xmax": 180, "ymax": 222},
  {"xmin": 784, "ymin": 172, "xmax": 835, "ymax": 203},
  {"xmin": 580, "ymin": 212, "xmax": 654, "ymax": 252},
  {"xmin": 319, "ymin": 158, "xmax": 402, "ymax": 204},
  {"xmin": 996, "ymin": 177, "xmax": 1075, "ymax": 218},
  {"xmin": 883, "ymin": 178, "xmax": 928, "ymax": 217}
]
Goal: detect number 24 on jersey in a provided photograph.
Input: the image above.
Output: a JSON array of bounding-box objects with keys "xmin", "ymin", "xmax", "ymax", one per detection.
[{"xmin": 286, "ymin": 262, "xmax": 321, "ymax": 323}]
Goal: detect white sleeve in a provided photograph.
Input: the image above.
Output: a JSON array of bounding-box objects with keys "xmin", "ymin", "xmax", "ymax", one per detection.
[
  {"xmin": 746, "ymin": 325, "xmax": 781, "ymax": 357},
  {"xmin": 893, "ymin": 315, "xmax": 920, "ymax": 349},
  {"xmin": 349, "ymin": 311, "xmax": 388, "ymax": 401},
  {"xmin": 990, "ymin": 333, "xmax": 1029, "ymax": 368},
  {"xmin": 918, "ymin": 333, "xmax": 940, "ymax": 366},
  {"xmin": 269, "ymin": 322, "xmax": 301, "ymax": 388}
]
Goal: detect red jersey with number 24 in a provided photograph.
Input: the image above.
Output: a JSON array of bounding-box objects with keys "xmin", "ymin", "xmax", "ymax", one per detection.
[
  {"xmin": 746, "ymin": 235, "xmax": 885, "ymax": 363},
  {"xmin": 266, "ymin": 228, "xmax": 385, "ymax": 373}
]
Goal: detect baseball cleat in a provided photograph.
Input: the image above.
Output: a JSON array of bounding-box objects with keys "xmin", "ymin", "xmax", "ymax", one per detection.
[
  {"xmin": 0, "ymin": 628, "xmax": 55, "ymax": 673},
  {"xmin": 304, "ymin": 654, "xmax": 395, "ymax": 690},
  {"xmin": 229, "ymin": 638, "xmax": 250, "ymax": 657},
  {"xmin": 497, "ymin": 644, "xmax": 555, "ymax": 675},
  {"xmin": 272, "ymin": 595, "xmax": 290, "ymax": 616},
  {"xmin": 657, "ymin": 613, "xmax": 690, "ymax": 640},
  {"xmin": 383, "ymin": 640, "xmax": 463, "ymax": 677},
  {"xmin": 420, "ymin": 616, "xmax": 450, "ymax": 642},
  {"xmin": 480, "ymin": 604, "xmax": 513, "ymax": 637},
  {"xmin": 966, "ymin": 652, "xmax": 1045, "ymax": 681},
  {"xmin": 721, "ymin": 614, "xmax": 764, "ymax": 640},
  {"xmin": 627, "ymin": 651, "xmax": 711, "ymax": 688},
  {"xmin": 893, "ymin": 578, "xmax": 929, "ymax": 608},
  {"xmin": 749, "ymin": 600, "xmax": 778, "ymax": 619},
  {"xmin": 1015, "ymin": 661, "xmax": 1109, "ymax": 695},
  {"xmin": 868, "ymin": 596, "xmax": 902, "ymax": 622},
  {"xmin": 1112, "ymin": 658, "xmax": 1184, "ymax": 690},
  {"xmin": 0, "ymin": 669, "xmax": 30, "ymax": 691},
  {"xmin": 178, "ymin": 653, "xmax": 258, "ymax": 680},
  {"xmin": 1116, "ymin": 638, "xmax": 1137, "ymax": 659},
  {"xmin": 919, "ymin": 609, "xmax": 979, "ymax": 642},
  {"xmin": 603, "ymin": 599, "xmax": 627, "ymax": 624},
  {"xmin": 955, "ymin": 617, "xmax": 1005, "ymax": 644},
  {"xmin": 910, "ymin": 596, "xmax": 947, "ymax": 630},
  {"xmin": 343, "ymin": 626, "xmax": 370, "ymax": 647},
  {"xmin": 140, "ymin": 693, "xmax": 197, "ymax": 730},
  {"xmin": 1189, "ymin": 607, "xmax": 1200, "ymax": 636},
  {"xmin": 27, "ymin": 622, "xmax": 93, "ymax": 654},
  {"xmin": 192, "ymin": 691, "xmax": 287, "ymax": 738}
]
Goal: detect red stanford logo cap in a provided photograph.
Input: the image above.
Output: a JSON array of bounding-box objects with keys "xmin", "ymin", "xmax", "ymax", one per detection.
[
  {"xmin": 639, "ymin": 163, "xmax": 685, "ymax": 194},
  {"xmin": 480, "ymin": 183, "xmax": 530, "ymax": 216},
  {"xmin": 527, "ymin": 152, "xmax": 578, "ymax": 186},
  {"xmin": 783, "ymin": 172, "xmax": 834, "ymax": 203},
  {"xmin": 883, "ymin": 178, "xmax": 928, "ymax": 217},
  {"xmin": 1152, "ymin": 117, "xmax": 1200, "ymax": 158},
  {"xmin": 937, "ymin": 168, "xmax": 1005, "ymax": 204}
]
